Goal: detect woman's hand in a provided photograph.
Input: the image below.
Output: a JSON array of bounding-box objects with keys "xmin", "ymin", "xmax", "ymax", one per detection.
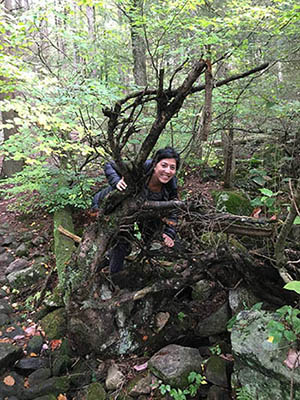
[
  {"xmin": 116, "ymin": 177, "xmax": 127, "ymax": 191},
  {"xmin": 162, "ymin": 233, "xmax": 174, "ymax": 247}
]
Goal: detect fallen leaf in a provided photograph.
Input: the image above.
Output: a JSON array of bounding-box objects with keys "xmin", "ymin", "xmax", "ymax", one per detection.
[
  {"xmin": 24, "ymin": 324, "xmax": 37, "ymax": 336},
  {"xmin": 4, "ymin": 375, "xmax": 15, "ymax": 386},
  {"xmin": 133, "ymin": 362, "xmax": 148, "ymax": 371},
  {"xmin": 13, "ymin": 335, "xmax": 25, "ymax": 340},
  {"xmin": 24, "ymin": 378, "xmax": 30, "ymax": 388},
  {"xmin": 284, "ymin": 348, "xmax": 300, "ymax": 369},
  {"xmin": 57, "ymin": 394, "xmax": 67, "ymax": 400},
  {"xmin": 50, "ymin": 339, "xmax": 62, "ymax": 351},
  {"xmin": 0, "ymin": 338, "xmax": 13, "ymax": 344},
  {"xmin": 29, "ymin": 352, "xmax": 38, "ymax": 357},
  {"xmin": 142, "ymin": 335, "xmax": 148, "ymax": 341},
  {"xmin": 6, "ymin": 326, "xmax": 15, "ymax": 333},
  {"xmin": 251, "ymin": 207, "xmax": 261, "ymax": 218}
]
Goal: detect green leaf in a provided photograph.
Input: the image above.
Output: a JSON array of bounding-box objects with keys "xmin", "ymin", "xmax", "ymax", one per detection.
[
  {"xmin": 293, "ymin": 216, "xmax": 300, "ymax": 225},
  {"xmin": 284, "ymin": 330, "xmax": 297, "ymax": 343},
  {"xmin": 259, "ymin": 188, "xmax": 274, "ymax": 197},
  {"xmin": 284, "ymin": 281, "xmax": 300, "ymax": 295}
]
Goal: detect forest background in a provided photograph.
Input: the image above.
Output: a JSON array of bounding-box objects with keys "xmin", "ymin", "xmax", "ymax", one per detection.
[{"xmin": 0, "ymin": 0, "xmax": 300, "ymax": 398}]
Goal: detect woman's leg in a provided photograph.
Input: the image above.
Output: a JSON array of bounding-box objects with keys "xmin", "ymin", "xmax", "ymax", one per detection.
[{"xmin": 109, "ymin": 239, "xmax": 132, "ymax": 274}]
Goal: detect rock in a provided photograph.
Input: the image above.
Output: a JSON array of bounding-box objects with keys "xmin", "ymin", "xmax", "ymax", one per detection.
[
  {"xmin": 6, "ymin": 258, "xmax": 30, "ymax": 275},
  {"xmin": 0, "ymin": 313, "xmax": 10, "ymax": 325},
  {"xmin": 40, "ymin": 308, "xmax": 67, "ymax": 340},
  {"xmin": 22, "ymin": 376, "xmax": 70, "ymax": 399},
  {"xmin": 231, "ymin": 309, "xmax": 300, "ymax": 399},
  {"xmin": 205, "ymin": 356, "xmax": 231, "ymax": 387},
  {"xmin": 3, "ymin": 324, "xmax": 24, "ymax": 339},
  {"xmin": 27, "ymin": 335, "xmax": 44, "ymax": 354},
  {"xmin": 2, "ymin": 235, "xmax": 15, "ymax": 246},
  {"xmin": 207, "ymin": 385, "xmax": 231, "ymax": 400},
  {"xmin": 196, "ymin": 302, "xmax": 230, "ymax": 336},
  {"xmin": 32, "ymin": 236, "xmax": 46, "ymax": 247},
  {"xmin": 228, "ymin": 286, "xmax": 260, "ymax": 314},
  {"xmin": 15, "ymin": 242, "xmax": 29, "ymax": 257},
  {"xmin": 15, "ymin": 357, "xmax": 49, "ymax": 375},
  {"xmin": 0, "ymin": 251, "xmax": 15, "ymax": 268},
  {"xmin": 87, "ymin": 382, "xmax": 107, "ymax": 400},
  {"xmin": 211, "ymin": 190, "xmax": 252, "ymax": 215},
  {"xmin": 0, "ymin": 342, "xmax": 23, "ymax": 369},
  {"xmin": 0, "ymin": 245, "xmax": 5, "ymax": 254},
  {"xmin": 0, "ymin": 371, "xmax": 24, "ymax": 399},
  {"xmin": 51, "ymin": 339, "xmax": 72, "ymax": 376},
  {"xmin": 28, "ymin": 368, "xmax": 52, "ymax": 386},
  {"xmin": 6, "ymin": 264, "xmax": 47, "ymax": 288},
  {"xmin": 105, "ymin": 364, "xmax": 125, "ymax": 390},
  {"xmin": 0, "ymin": 298, "xmax": 14, "ymax": 314},
  {"xmin": 149, "ymin": 344, "xmax": 203, "ymax": 388},
  {"xmin": 192, "ymin": 279, "xmax": 214, "ymax": 302},
  {"xmin": 127, "ymin": 373, "xmax": 152, "ymax": 397}
]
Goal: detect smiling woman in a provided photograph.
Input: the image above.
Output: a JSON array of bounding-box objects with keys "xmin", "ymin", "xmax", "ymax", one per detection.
[{"xmin": 92, "ymin": 147, "xmax": 180, "ymax": 274}]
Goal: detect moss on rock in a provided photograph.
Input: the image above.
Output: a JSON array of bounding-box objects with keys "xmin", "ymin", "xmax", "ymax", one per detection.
[
  {"xmin": 87, "ymin": 382, "xmax": 107, "ymax": 400},
  {"xmin": 211, "ymin": 190, "xmax": 252, "ymax": 216},
  {"xmin": 40, "ymin": 308, "xmax": 67, "ymax": 340}
]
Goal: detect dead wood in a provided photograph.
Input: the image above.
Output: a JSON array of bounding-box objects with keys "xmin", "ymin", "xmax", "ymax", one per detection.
[{"xmin": 58, "ymin": 225, "xmax": 81, "ymax": 243}]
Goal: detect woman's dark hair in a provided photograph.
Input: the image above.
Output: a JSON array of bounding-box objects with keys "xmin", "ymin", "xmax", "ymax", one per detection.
[{"xmin": 152, "ymin": 146, "xmax": 180, "ymax": 169}]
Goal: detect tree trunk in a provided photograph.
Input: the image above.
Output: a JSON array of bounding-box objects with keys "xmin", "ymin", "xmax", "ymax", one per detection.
[
  {"xmin": 0, "ymin": 0, "xmax": 24, "ymax": 178},
  {"xmin": 223, "ymin": 117, "xmax": 235, "ymax": 189},
  {"xmin": 275, "ymin": 178, "xmax": 300, "ymax": 279},
  {"xmin": 129, "ymin": 0, "xmax": 147, "ymax": 87}
]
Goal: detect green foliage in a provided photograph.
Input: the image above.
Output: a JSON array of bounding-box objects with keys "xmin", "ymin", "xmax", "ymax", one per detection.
[
  {"xmin": 177, "ymin": 312, "xmax": 186, "ymax": 322},
  {"xmin": 209, "ymin": 344, "xmax": 221, "ymax": 356},
  {"xmin": 284, "ymin": 281, "xmax": 300, "ymax": 294},
  {"xmin": 159, "ymin": 371, "xmax": 207, "ymax": 400},
  {"xmin": 0, "ymin": 164, "xmax": 100, "ymax": 213},
  {"xmin": 235, "ymin": 385, "xmax": 256, "ymax": 400},
  {"xmin": 250, "ymin": 188, "xmax": 281, "ymax": 215},
  {"xmin": 267, "ymin": 283, "xmax": 300, "ymax": 345}
]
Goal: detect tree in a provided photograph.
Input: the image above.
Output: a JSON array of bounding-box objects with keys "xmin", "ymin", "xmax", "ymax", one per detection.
[{"xmin": 0, "ymin": 0, "xmax": 24, "ymax": 177}]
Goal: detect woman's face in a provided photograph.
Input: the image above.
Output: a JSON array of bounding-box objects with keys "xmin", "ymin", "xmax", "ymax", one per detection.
[{"xmin": 153, "ymin": 158, "xmax": 177, "ymax": 184}]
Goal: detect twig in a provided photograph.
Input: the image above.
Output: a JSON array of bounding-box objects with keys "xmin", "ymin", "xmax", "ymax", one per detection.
[{"xmin": 58, "ymin": 225, "xmax": 81, "ymax": 243}]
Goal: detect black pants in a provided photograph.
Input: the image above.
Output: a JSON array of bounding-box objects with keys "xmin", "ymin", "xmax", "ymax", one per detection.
[{"xmin": 109, "ymin": 218, "xmax": 162, "ymax": 273}]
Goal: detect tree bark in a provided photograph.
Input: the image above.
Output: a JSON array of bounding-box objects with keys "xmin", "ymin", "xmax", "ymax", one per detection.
[
  {"xmin": 223, "ymin": 116, "xmax": 235, "ymax": 189},
  {"xmin": 0, "ymin": 0, "xmax": 24, "ymax": 178},
  {"xmin": 275, "ymin": 178, "xmax": 300, "ymax": 280}
]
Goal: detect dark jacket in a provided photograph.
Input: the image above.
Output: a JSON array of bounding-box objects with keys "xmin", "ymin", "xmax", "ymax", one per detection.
[{"xmin": 92, "ymin": 160, "xmax": 179, "ymax": 239}]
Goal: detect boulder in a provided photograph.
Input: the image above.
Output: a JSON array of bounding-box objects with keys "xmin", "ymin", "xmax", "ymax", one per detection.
[
  {"xmin": 205, "ymin": 355, "xmax": 231, "ymax": 387},
  {"xmin": 231, "ymin": 309, "xmax": 300, "ymax": 399},
  {"xmin": 196, "ymin": 302, "xmax": 230, "ymax": 336},
  {"xmin": 6, "ymin": 263, "xmax": 47, "ymax": 288},
  {"xmin": 228, "ymin": 286, "xmax": 260, "ymax": 314},
  {"xmin": 149, "ymin": 344, "xmax": 203, "ymax": 388},
  {"xmin": 127, "ymin": 372, "xmax": 152, "ymax": 397},
  {"xmin": 0, "ymin": 342, "xmax": 23, "ymax": 370},
  {"xmin": 6, "ymin": 258, "xmax": 30, "ymax": 275},
  {"xmin": 0, "ymin": 252, "xmax": 15, "ymax": 269},
  {"xmin": 105, "ymin": 364, "xmax": 125, "ymax": 390},
  {"xmin": 211, "ymin": 190, "xmax": 252, "ymax": 216},
  {"xmin": 40, "ymin": 308, "xmax": 67, "ymax": 340},
  {"xmin": 87, "ymin": 382, "xmax": 107, "ymax": 400},
  {"xmin": 22, "ymin": 376, "xmax": 70, "ymax": 399},
  {"xmin": 207, "ymin": 385, "xmax": 231, "ymax": 400},
  {"xmin": 15, "ymin": 242, "xmax": 29, "ymax": 257},
  {"xmin": 192, "ymin": 280, "xmax": 214, "ymax": 302}
]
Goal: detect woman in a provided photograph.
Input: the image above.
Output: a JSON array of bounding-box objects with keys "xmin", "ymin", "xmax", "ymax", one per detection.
[{"xmin": 93, "ymin": 147, "xmax": 180, "ymax": 273}]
